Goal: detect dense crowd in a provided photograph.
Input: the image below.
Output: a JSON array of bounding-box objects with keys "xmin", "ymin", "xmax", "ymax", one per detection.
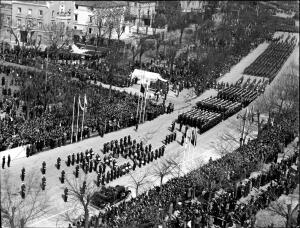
[
  {"xmin": 96, "ymin": 120, "xmax": 297, "ymax": 228},
  {"xmin": 0, "ymin": 63, "xmax": 167, "ymax": 152}
]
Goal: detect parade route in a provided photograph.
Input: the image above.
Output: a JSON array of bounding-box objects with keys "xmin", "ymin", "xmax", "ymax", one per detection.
[{"xmin": 1, "ymin": 35, "xmax": 298, "ymax": 227}]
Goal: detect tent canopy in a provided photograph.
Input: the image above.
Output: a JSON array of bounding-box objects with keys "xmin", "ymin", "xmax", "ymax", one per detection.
[
  {"xmin": 71, "ymin": 44, "xmax": 89, "ymax": 54},
  {"xmin": 130, "ymin": 69, "xmax": 167, "ymax": 85}
]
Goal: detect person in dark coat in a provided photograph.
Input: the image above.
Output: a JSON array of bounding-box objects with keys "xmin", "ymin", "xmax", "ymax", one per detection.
[
  {"xmin": 2, "ymin": 156, "xmax": 5, "ymax": 169},
  {"xmin": 7, "ymin": 155, "xmax": 11, "ymax": 167}
]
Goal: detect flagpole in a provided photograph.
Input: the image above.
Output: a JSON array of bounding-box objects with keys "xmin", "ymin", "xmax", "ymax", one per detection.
[
  {"xmin": 143, "ymin": 83, "xmax": 148, "ymax": 123},
  {"xmin": 136, "ymin": 91, "xmax": 140, "ymax": 121},
  {"xmin": 81, "ymin": 94, "xmax": 86, "ymax": 141},
  {"xmin": 139, "ymin": 92, "xmax": 144, "ymax": 124},
  {"xmin": 76, "ymin": 95, "xmax": 80, "ymax": 142},
  {"xmin": 71, "ymin": 96, "xmax": 75, "ymax": 143}
]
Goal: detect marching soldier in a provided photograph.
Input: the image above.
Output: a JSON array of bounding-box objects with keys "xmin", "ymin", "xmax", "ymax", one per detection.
[
  {"xmin": 61, "ymin": 170, "xmax": 65, "ymax": 184},
  {"xmin": 7, "ymin": 155, "xmax": 11, "ymax": 167},
  {"xmin": 80, "ymin": 152, "xmax": 84, "ymax": 163},
  {"xmin": 21, "ymin": 167, "xmax": 26, "ymax": 181},
  {"xmin": 96, "ymin": 173, "xmax": 101, "ymax": 187},
  {"xmin": 75, "ymin": 165, "xmax": 79, "ymax": 178},
  {"xmin": 67, "ymin": 155, "xmax": 71, "ymax": 167},
  {"xmin": 89, "ymin": 161, "xmax": 93, "ymax": 173},
  {"xmin": 71, "ymin": 153, "xmax": 75, "ymax": 166},
  {"xmin": 154, "ymin": 149, "xmax": 158, "ymax": 159},
  {"xmin": 171, "ymin": 121, "xmax": 175, "ymax": 132},
  {"xmin": 76, "ymin": 153, "xmax": 80, "ymax": 164},
  {"xmin": 179, "ymin": 122, "xmax": 183, "ymax": 132},
  {"xmin": 57, "ymin": 157, "xmax": 61, "ymax": 170},
  {"xmin": 41, "ymin": 176, "xmax": 46, "ymax": 190},
  {"xmin": 41, "ymin": 161, "xmax": 46, "ymax": 175},
  {"xmin": 102, "ymin": 174, "xmax": 105, "ymax": 185},
  {"xmin": 2, "ymin": 156, "xmax": 5, "ymax": 169}
]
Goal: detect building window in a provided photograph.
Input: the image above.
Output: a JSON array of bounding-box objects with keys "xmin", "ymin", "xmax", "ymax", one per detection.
[
  {"xmin": 18, "ymin": 7, "xmax": 21, "ymax": 13},
  {"xmin": 75, "ymin": 4, "xmax": 78, "ymax": 9},
  {"xmin": 17, "ymin": 19, "xmax": 21, "ymax": 26},
  {"xmin": 74, "ymin": 26, "xmax": 77, "ymax": 30},
  {"xmin": 52, "ymin": 10, "xmax": 55, "ymax": 17},
  {"xmin": 74, "ymin": 14, "xmax": 78, "ymax": 21},
  {"xmin": 89, "ymin": 28, "xmax": 92, "ymax": 34},
  {"xmin": 7, "ymin": 17, "xmax": 11, "ymax": 24},
  {"xmin": 89, "ymin": 16, "xmax": 92, "ymax": 23},
  {"xmin": 39, "ymin": 10, "xmax": 43, "ymax": 16},
  {"xmin": 28, "ymin": 9, "xmax": 32, "ymax": 15},
  {"xmin": 38, "ymin": 22, "xmax": 42, "ymax": 29}
]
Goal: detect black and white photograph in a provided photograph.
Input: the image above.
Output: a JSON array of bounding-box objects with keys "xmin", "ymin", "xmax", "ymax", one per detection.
[{"xmin": 0, "ymin": 1, "xmax": 299, "ymax": 227}]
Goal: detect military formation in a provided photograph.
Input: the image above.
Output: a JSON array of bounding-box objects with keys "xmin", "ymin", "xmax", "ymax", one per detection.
[
  {"xmin": 244, "ymin": 35, "xmax": 297, "ymax": 81},
  {"xmin": 177, "ymin": 75, "xmax": 267, "ymax": 134}
]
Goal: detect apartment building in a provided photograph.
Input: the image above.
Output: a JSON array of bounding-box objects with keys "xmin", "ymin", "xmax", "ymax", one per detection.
[
  {"xmin": 10, "ymin": 1, "xmax": 51, "ymax": 45},
  {"xmin": 180, "ymin": 1, "xmax": 206, "ymax": 13},
  {"xmin": 73, "ymin": 1, "xmax": 127, "ymax": 37},
  {"xmin": 127, "ymin": 1, "xmax": 156, "ymax": 33}
]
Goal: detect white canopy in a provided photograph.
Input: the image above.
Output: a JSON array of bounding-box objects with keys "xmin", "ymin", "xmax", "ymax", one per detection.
[
  {"xmin": 130, "ymin": 69, "xmax": 167, "ymax": 85},
  {"xmin": 71, "ymin": 44, "xmax": 89, "ymax": 54}
]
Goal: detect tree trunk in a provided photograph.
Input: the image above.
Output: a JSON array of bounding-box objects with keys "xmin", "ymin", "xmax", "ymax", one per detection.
[
  {"xmin": 84, "ymin": 207, "xmax": 89, "ymax": 228},
  {"xmin": 136, "ymin": 186, "xmax": 139, "ymax": 196},
  {"xmin": 140, "ymin": 52, "xmax": 143, "ymax": 68},
  {"xmin": 179, "ymin": 28, "xmax": 184, "ymax": 44}
]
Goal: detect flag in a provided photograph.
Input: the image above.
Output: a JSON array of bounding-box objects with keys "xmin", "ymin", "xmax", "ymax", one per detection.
[
  {"xmin": 140, "ymin": 84, "xmax": 145, "ymax": 94},
  {"xmin": 84, "ymin": 94, "xmax": 88, "ymax": 106}
]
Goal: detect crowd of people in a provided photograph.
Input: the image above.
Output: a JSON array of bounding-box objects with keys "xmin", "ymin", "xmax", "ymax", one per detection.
[
  {"xmin": 243, "ymin": 34, "xmax": 297, "ymax": 81},
  {"xmin": 94, "ymin": 119, "xmax": 297, "ymax": 228},
  {"xmin": 0, "ymin": 62, "xmax": 167, "ymax": 152}
]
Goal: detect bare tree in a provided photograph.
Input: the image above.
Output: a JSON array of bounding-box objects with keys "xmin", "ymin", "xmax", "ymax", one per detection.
[
  {"xmin": 254, "ymin": 186, "xmax": 298, "ymax": 228},
  {"xmin": 138, "ymin": 38, "xmax": 155, "ymax": 67},
  {"xmin": 93, "ymin": 8, "xmax": 108, "ymax": 46},
  {"xmin": 44, "ymin": 22, "xmax": 73, "ymax": 61},
  {"xmin": 165, "ymin": 39, "xmax": 179, "ymax": 82},
  {"xmin": 114, "ymin": 17, "xmax": 125, "ymax": 41},
  {"xmin": 64, "ymin": 173, "xmax": 99, "ymax": 228},
  {"xmin": 254, "ymin": 64, "xmax": 299, "ymax": 135},
  {"xmin": 212, "ymin": 108, "xmax": 259, "ymax": 157},
  {"xmin": 128, "ymin": 171, "xmax": 150, "ymax": 197},
  {"xmin": 1, "ymin": 170, "xmax": 50, "ymax": 228},
  {"xmin": 151, "ymin": 159, "xmax": 174, "ymax": 189}
]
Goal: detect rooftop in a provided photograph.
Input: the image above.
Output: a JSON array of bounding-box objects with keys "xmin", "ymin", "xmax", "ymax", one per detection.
[{"xmin": 75, "ymin": 1, "xmax": 127, "ymax": 9}]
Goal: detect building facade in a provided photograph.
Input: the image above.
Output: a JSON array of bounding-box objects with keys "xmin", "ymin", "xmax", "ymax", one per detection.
[
  {"xmin": 128, "ymin": 1, "xmax": 156, "ymax": 33},
  {"xmin": 9, "ymin": 1, "xmax": 51, "ymax": 45},
  {"xmin": 0, "ymin": 1, "xmax": 13, "ymax": 43},
  {"xmin": 180, "ymin": 1, "xmax": 206, "ymax": 13},
  {"xmin": 74, "ymin": 1, "xmax": 127, "ymax": 38}
]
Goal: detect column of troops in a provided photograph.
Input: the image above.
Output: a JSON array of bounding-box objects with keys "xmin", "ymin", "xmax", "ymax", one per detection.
[
  {"xmin": 217, "ymin": 87, "xmax": 258, "ymax": 107},
  {"xmin": 243, "ymin": 35, "xmax": 297, "ymax": 82},
  {"xmin": 102, "ymin": 135, "xmax": 166, "ymax": 170},
  {"xmin": 177, "ymin": 84, "xmax": 259, "ymax": 133}
]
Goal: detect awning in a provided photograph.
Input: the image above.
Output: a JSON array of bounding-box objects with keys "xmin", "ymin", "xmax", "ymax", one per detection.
[
  {"xmin": 130, "ymin": 69, "xmax": 167, "ymax": 85},
  {"xmin": 71, "ymin": 44, "xmax": 89, "ymax": 54}
]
